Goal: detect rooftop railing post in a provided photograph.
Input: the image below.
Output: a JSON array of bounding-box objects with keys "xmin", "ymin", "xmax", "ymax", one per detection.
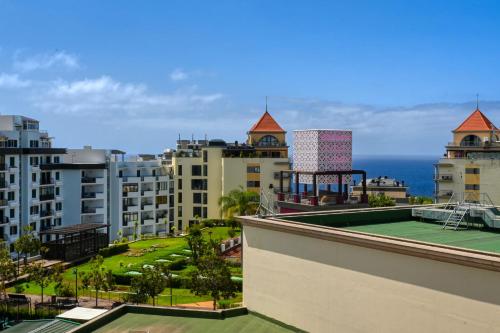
[
  {"xmin": 337, "ymin": 173, "xmax": 343, "ymax": 204},
  {"xmin": 294, "ymin": 172, "xmax": 300, "ymax": 203}
]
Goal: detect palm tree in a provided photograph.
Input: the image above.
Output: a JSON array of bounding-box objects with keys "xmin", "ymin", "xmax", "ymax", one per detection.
[{"xmin": 218, "ymin": 186, "xmax": 259, "ymax": 218}]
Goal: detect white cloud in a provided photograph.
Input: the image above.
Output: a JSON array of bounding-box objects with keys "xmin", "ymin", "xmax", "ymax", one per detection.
[
  {"xmin": 35, "ymin": 75, "xmax": 224, "ymax": 116},
  {"xmin": 170, "ymin": 68, "xmax": 188, "ymax": 81},
  {"xmin": 13, "ymin": 51, "xmax": 79, "ymax": 72},
  {"xmin": 0, "ymin": 73, "xmax": 31, "ymax": 88}
]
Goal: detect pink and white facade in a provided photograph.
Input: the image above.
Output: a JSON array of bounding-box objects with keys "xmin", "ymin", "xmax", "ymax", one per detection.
[{"xmin": 293, "ymin": 129, "xmax": 352, "ymax": 184}]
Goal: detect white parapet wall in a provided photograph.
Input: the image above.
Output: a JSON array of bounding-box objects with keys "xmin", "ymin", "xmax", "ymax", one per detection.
[{"xmin": 241, "ymin": 217, "xmax": 500, "ymax": 333}]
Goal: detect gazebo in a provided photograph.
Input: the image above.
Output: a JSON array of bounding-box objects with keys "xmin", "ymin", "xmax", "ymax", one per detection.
[{"xmin": 39, "ymin": 223, "xmax": 110, "ymax": 261}]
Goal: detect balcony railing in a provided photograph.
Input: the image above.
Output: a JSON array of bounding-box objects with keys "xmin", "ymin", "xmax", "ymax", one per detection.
[
  {"xmin": 82, "ymin": 192, "xmax": 96, "ymax": 199},
  {"xmin": 39, "ymin": 193, "xmax": 55, "ymax": 201},
  {"xmin": 82, "ymin": 177, "xmax": 96, "ymax": 183},
  {"xmin": 435, "ymin": 174, "xmax": 453, "ymax": 181},
  {"xmin": 40, "ymin": 209, "xmax": 54, "ymax": 218},
  {"xmin": 82, "ymin": 207, "xmax": 99, "ymax": 214},
  {"xmin": 40, "ymin": 177, "xmax": 55, "ymax": 185}
]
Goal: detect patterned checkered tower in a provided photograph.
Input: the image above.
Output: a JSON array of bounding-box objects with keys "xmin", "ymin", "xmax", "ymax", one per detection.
[{"xmin": 293, "ymin": 129, "xmax": 352, "ymax": 184}]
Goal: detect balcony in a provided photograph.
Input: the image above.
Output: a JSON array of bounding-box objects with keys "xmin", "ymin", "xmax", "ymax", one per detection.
[
  {"xmin": 40, "ymin": 209, "xmax": 54, "ymax": 218},
  {"xmin": 156, "ymin": 189, "xmax": 169, "ymax": 196},
  {"xmin": 82, "ymin": 177, "xmax": 104, "ymax": 184},
  {"xmin": 0, "ymin": 199, "xmax": 7, "ymax": 207},
  {"xmin": 123, "ymin": 176, "xmax": 140, "ymax": 183},
  {"xmin": 0, "ymin": 216, "xmax": 9, "ymax": 225},
  {"xmin": 82, "ymin": 206, "xmax": 105, "ymax": 214},
  {"xmin": 40, "ymin": 177, "xmax": 55, "ymax": 186},
  {"xmin": 156, "ymin": 175, "xmax": 169, "ymax": 181},
  {"xmin": 0, "ymin": 180, "xmax": 7, "ymax": 189},
  {"xmin": 141, "ymin": 190, "xmax": 155, "ymax": 197},
  {"xmin": 141, "ymin": 204, "xmax": 154, "ymax": 211},
  {"xmin": 124, "ymin": 205, "xmax": 139, "ymax": 212},
  {"xmin": 156, "ymin": 203, "xmax": 169, "ymax": 210},
  {"xmin": 141, "ymin": 218, "xmax": 155, "ymax": 225},
  {"xmin": 435, "ymin": 174, "xmax": 453, "ymax": 182},
  {"xmin": 39, "ymin": 193, "xmax": 55, "ymax": 201},
  {"xmin": 141, "ymin": 176, "xmax": 155, "ymax": 183},
  {"xmin": 123, "ymin": 191, "xmax": 139, "ymax": 198},
  {"xmin": 156, "ymin": 217, "xmax": 168, "ymax": 224}
]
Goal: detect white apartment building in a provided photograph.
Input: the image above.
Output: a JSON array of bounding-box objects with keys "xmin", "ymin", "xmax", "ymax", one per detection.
[{"xmin": 0, "ymin": 116, "xmax": 66, "ymax": 251}]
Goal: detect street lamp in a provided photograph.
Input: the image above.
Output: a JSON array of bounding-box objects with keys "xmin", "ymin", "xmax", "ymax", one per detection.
[{"xmin": 73, "ymin": 268, "xmax": 78, "ymax": 304}]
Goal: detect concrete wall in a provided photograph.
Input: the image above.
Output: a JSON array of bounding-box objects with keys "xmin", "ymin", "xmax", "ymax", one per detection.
[{"xmin": 243, "ymin": 223, "xmax": 500, "ymax": 333}]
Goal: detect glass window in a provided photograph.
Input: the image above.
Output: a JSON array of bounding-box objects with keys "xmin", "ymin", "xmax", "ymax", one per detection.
[
  {"xmin": 247, "ymin": 165, "xmax": 261, "ymax": 173},
  {"xmin": 247, "ymin": 180, "xmax": 261, "ymax": 188},
  {"xmin": 193, "ymin": 193, "xmax": 202, "ymax": 204},
  {"xmin": 192, "ymin": 165, "xmax": 202, "ymax": 176}
]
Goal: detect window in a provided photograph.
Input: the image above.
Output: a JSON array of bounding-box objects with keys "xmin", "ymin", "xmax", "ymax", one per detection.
[
  {"xmin": 465, "ymin": 168, "xmax": 480, "ymax": 174},
  {"xmin": 193, "ymin": 193, "xmax": 202, "ymax": 204},
  {"xmin": 7, "ymin": 140, "xmax": 17, "ymax": 148},
  {"xmin": 178, "ymin": 192, "xmax": 182, "ymax": 203},
  {"xmin": 193, "ymin": 207, "xmax": 202, "ymax": 217},
  {"xmin": 32, "ymin": 189, "xmax": 37, "ymax": 199},
  {"xmin": 9, "ymin": 209, "xmax": 14, "ymax": 218},
  {"xmin": 9, "ymin": 157, "xmax": 15, "ymax": 167},
  {"xmin": 30, "ymin": 206, "xmax": 39, "ymax": 215},
  {"xmin": 192, "ymin": 165, "xmax": 202, "ymax": 176},
  {"xmin": 178, "ymin": 220, "xmax": 183, "ymax": 231},
  {"xmin": 460, "ymin": 135, "xmax": 481, "ymax": 147},
  {"xmin": 203, "ymin": 165, "xmax": 208, "ymax": 176},
  {"xmin": 257, "ymin": 135, "xmax": 279, "ymax": 147},
  {"xmin": 30, "ymin": 157, "xmax": 39, "ymax": 166},
  {"xmin": 247, "ymin": 165, "xmax": 260, "ymax": 173},
  {"xmin": 55, "ymin": 172, "xmax": 60, "ymax": 181},
  {"xmin": 32, "ymin": 173, "xmax": 37, "ymax": 182},
  {"xmin": 56, "ymin": 187, "xmax": 60, "ymax": 196},
  {"xmin": 202, "ymin": 207, "xmax": 207, "ymax": 219},
  {"xmin": 136, "ymin": 170, "xmax": 140, "ymax": 177},
  {"xmin": 178, "ymin": 179, "xmax": 182, "ymax": 190},
  {"xmin": 465, "ymin": 184, "xmax": 480, "ymax": 190},
  {"xmin": 54, "ymin": 156, "xmax": 60, "ymax": 163},
  {"xmin": 203, "ymin": 193, "xmax": 207, "ymax": 205},
  {"xmin": 203, "ymin": 150, "xmax": 208, "ymax": 163},
  {"xmin": 178, "ymin": 206, "xmax": 183, "ymax": 217},
  {"xmin": 8, "ymin": 192, "xmax": 14, "ymax": 201},
  {"xmin": 9, "ymin": 174, "xmax": 14, "ymax": 184},
  {"xmin": 119, "ymin": 170, "xmax": 123, "ymax": 177},
  {"xmin": 30, "ymin": 140, "xmax": 39, "ymax": 148},
  {"xmin": 191, "ymin": 179, "xmax": 207, "ymax": 190},
  {"xmin": 178, "ymin": 165, "xmax": 183, "ymax": 176},
  {"xmin": 169, "ymin": 195, "xmax": 174, "ymax": 207},
  {"xmin": 123, "ymin": 212, "xmax": 138, "ymax": 226},
  {"xmin": 56, "ymin": 202, "xmax": 62, "ymax": 211},
  {"xmin": 10, "ymin": 225, "xmax": 17, "ymax": 236},
  {"xmin": 247, "ymin": 180, "xmax": 260, "ymax": 188}
]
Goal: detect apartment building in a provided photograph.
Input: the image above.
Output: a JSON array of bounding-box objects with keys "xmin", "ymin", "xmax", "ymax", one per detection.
[
  {"xmin": 435, "ymin": 108, "xmax": 500, "ymax": 204},
  {"xmin": 0, "ymin": 116, "xmax": 66, "ymax": 251},
  {"xmin": 172, "ymin": 111, "xmax": 290, "ymax": 229}
]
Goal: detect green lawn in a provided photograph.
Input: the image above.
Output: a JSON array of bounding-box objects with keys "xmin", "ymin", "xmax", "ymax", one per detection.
[
  {"xmin": 9, "ymin": 226, "xmax": 242, "ymax": 305},
  {"xmin": 344, "ymin": 221, "xmax": 500, "ymax": 253}
]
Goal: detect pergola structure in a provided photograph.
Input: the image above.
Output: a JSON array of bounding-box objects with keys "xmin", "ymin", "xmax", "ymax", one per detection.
[
  {"xmin": 40, "ymin": 223, "xmax": 110, "ymax": 262},
  {"xmin": 277, "ymin": 170, "xmax": 368, "ymax": 205}
]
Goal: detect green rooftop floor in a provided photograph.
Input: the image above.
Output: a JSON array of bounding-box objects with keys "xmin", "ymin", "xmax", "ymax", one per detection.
[
  {"xmin": 92, "ymin": 313, "xmax": 295, "ymax": 333},
  {"xmin": 344, "ymin": 221, "xmax": 500, "ymax": 254}
]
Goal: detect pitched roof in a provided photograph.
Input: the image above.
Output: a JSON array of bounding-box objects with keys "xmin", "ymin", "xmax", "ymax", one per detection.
[
  {"xmin": 249, "ymin": 111, "xmax": 285, "ymax": 133},
  {"xmin": 454, "ymin": 109, "xmax": 498, "ymax": 132}
]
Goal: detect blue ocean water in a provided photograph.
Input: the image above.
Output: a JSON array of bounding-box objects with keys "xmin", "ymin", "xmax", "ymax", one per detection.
[{"xmin": 352, "ymin": 155, "xmax": 438, "ymax": 197}]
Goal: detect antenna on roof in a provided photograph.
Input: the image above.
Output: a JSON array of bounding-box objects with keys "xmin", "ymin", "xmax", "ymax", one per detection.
[
  {"xmin": 265, "ymin": 96, "xmax": 268, "ymax": 112},
  {"xmin": 476, "ymin": 93, "xmax": 479, "ymax": 110}
]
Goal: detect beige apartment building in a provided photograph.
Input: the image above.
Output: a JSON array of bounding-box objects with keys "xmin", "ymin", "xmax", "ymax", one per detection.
[
  {"xmin": 435, "ymin": 108, "xmax": 500, "ymax": 204},
  {"xmin": 172, "ymin": 111, "xmax": 290, "ymax": 230}
]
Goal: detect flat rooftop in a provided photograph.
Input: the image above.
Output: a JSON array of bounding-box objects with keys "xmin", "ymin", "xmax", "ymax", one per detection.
[
  {"xmin": 91, "ymin": 312, "xmax": 293, "ymax": 333},
  {"xmin": 345, "ymin": 220, "xmax": 500, "ymax": 253}
]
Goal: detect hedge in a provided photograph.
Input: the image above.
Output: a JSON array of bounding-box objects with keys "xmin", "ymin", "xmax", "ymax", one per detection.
[{"xmin": 99, "ymin": 243, "xmax": 129, "ymax": 258}]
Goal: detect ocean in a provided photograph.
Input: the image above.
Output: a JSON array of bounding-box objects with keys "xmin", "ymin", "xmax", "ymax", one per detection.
[{"xmin": 353, "ymin": 155, "xmax": 438, "ymax": 197}]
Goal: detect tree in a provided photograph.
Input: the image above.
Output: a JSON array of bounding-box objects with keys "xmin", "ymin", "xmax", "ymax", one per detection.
[
  {"xmin": 409, "ymin": 196, "xmax": 434, "ymax": 205},
  {"xmin": 0, "ymin": 246, "xmax": 16, "ymax": 299},
  {"xmin": 24, "ymin": 262, "xmax": 53, "ymax": 304},
  {"xmin": 83, "ymin": 255, "xmax": 111, "ymax": 307},
  {"xmin": 131, "ymin": 266, "xmax": 167, "ymax": 306},
  {"xmin": 186, "ymin": 224, "xmax": 206, "ymax": 265},
  {"xmin": 133, "ymin": 221, "xmax": 139, "ymax": 240},
  {"xmin": 218, "ymin": 186, "xmax": 259, "ymax": 218},
  {"xmin": 13, "ymin": 226, "xmax": 41, "ymax": 273},
  {"xmin": 159, "ymin": 264, "xmax": 174, "ymax": 306},
  {"xmin": 368, "ymin": 194, "xmax": 396, "ymax": 207},
  {"xmin": 102, "ymin": 269, "xmax": 115, "ymax": 303},
  {"xmin": 190, "ymin": 252, "xmax": 237, "ymax": 310}
]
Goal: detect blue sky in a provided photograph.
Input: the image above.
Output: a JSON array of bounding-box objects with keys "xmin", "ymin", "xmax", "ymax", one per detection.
[{"xmin": 1, "ymin": 0, "xmax": 500, "ymax": 155}]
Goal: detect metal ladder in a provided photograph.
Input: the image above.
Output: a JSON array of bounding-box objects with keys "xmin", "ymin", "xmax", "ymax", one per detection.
[{"xmin": 443, "ymin": 204, "xmax": 469, "ymax": 230}]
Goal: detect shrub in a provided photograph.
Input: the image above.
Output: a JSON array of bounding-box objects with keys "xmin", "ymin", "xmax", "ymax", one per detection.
[
  {"xmin": 168, "ymin": 258, "xmax": 188, "ymax": 271},
  {"xmin": 55, "ymin": 282, "xmax": 74, "ymax": 297},
  {"xmin": 368, "ymin": 194, "xmax": 396, "ymax": 207},
  {"xmin": 99, "ymin": 243, "xmax": 129, "ymax": 258},
  {"xmin": 14, "ymin": 284, "xmax": 25, "ymax": 294}
]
